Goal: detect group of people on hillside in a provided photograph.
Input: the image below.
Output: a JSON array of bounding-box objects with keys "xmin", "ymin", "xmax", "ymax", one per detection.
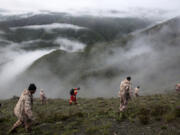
[
  {"xmin": 7, "ymin": 77, "xmax": 179, "ymax": 133},
  {"xmin": 8, "ymin": 84, "xmax": 80, "ymax": 133}
]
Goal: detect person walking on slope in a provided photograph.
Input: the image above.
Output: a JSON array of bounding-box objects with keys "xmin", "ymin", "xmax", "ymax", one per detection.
[
  {"xmin": 118, "ymin": 76, "xmax": 132, "ymax": 112},
  {"xmin": 69, "ymin": 87, "xmax": 80, "ymax": 105},
  {"xmin": 9, "ymin": 84, "xmax": 37, "ymax": 133},
  {"xmin": 40, "ymin": 89, "xmax": 47, "ymax": 104},
  {"xmin": 134, "ymin": 86, "xmax": 140, "ymax": 97}
]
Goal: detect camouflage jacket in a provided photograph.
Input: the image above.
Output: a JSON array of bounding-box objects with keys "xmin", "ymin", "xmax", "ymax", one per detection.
[
  {"xmin": 14, "ymin": 89, "xmax": 33, "ymax": 121},
  {"xmin": 134, "ymin": 87, "xmax": 139, "ymax": 94},
  {"xmin": 40, "ymin": 91, "xmax": 46, "ymax": 100},
  {"xmin": 119, "ymin": 79, "xmax": 131, "ymax": 96},
  {"xmin": 176, "ymin": 83, "xmax": 180, "ymax": 92}
]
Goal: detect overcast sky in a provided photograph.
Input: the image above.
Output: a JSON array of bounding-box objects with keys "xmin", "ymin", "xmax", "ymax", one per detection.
[{"xmin": 0, "ymin": 0, "xmax": 180, "ymax": 13}]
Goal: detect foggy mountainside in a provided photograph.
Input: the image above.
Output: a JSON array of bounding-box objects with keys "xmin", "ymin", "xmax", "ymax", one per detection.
[
  {"xmin": 0, "ymin": 0, "xmax": 180, "ymax": 134},
  {"xmin": 0, "ymin": 10, "xmax": 179, "ymax": 98},
  {"xmin": 0, "ymin": 13, "xmax": 150, "ymax": 44},
  {"xmin": 0, "ymin": 11, "xmax": 152, "ymax": 98},
  {"xmin": 23, "ymin": 16, "xmax": 180, "ymax": 98}
]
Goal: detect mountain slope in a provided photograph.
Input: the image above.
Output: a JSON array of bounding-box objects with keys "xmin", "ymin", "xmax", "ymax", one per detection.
[{"xmin": 22, "ymin": 16, "xmax": 180, "ymax": 97}]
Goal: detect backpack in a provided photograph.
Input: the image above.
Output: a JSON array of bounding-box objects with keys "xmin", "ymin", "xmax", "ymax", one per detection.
[{"xmin": 70, "ymin": 89, "xmax": 74, "ymax": 95}]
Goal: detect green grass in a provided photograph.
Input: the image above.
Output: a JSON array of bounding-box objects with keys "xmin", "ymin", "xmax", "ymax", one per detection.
[{"xmin": 0, "ymin": 93, "xmax": 179, "ymax": 135}]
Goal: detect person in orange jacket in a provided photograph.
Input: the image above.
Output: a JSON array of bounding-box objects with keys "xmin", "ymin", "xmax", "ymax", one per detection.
[{"xmin": 69, "ymin": 87, "xmax": 80, "ymax": 105}]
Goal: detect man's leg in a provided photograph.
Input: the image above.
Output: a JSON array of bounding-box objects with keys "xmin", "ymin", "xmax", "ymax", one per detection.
[
  {"xmin": 124, "ymin": 93, "xmax": 129, "ymax": 109},
  {"xmin": 44, "ymin": 100, "xmax": 46, "ymax": 104},
  {"xmin": 69, "ymin": 97, "xmax": 72, "ymax": 105},
  {"xmin": 121, "ymin": 94, "xmax": 127, "ymax": 111},
  {"xmin": 41, "ymin": 99, "xmax": 44, "ymax": 105},
  {"xmin": 119, "ymin": 96, "xmax": 124, "ymax": 112},
  {"xmin": 24, "ymin": 119, "xmax": 32, "ymax": 132},
  {"xmin": 74, "ymin": 97, "xmax": 77, "ymax": 105},
  {"xmin": 42, "ymin": 99, "xmax": 44, "ymax": 105},
  {"xmin": 9, "ymin": 120, "xmax": 22, "ymax": 133},
  {"xmin": 43, "ymin": 98, "xmax": 47, "ymax": 104}
]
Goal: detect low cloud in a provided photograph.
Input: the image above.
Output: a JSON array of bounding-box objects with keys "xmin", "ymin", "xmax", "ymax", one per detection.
[
  {"xmin": 10, "ymin": 23, "xmax": 87, "ymax": 32},
  {"xmin": 0, "ymin": 30, "xmax": 5, "ymax": 35},
  {"xmin": 55, "ymin": 37, "xmax": 86, "ymax": 52},
  {"xmin": 0, "ymin": 44, "xmax": 53, "ymax": 98},
  {"xmin": 0, "ymin": 0, "xmax": 180, "ymax": 20},
  {"xmin": 100, "ymin": 22, "xmax": 180, "ymax": 95}
]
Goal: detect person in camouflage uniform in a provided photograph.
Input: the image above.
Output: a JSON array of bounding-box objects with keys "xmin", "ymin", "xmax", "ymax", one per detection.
[
  {"xmin": 40, "ymin": 89, "xmax": 47, "ymax": 104},
  {"xmin": 176, "ymin": 83, "xmax": 180, "ymax": 92},
  {"xmin": 118, "ymin": 76, "xmax": 132, "ymax": 112},
  {"xmin": 134, "ymin": 86, "xmax": 140, "ymax": 97},
  {"xmin": 9, "ymin": 84, "xmax": 36, "ymax": 133}
]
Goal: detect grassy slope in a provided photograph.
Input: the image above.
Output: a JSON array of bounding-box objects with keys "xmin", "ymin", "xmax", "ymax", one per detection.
[{"xmin": 0, "ymin": 93, "xmax": 180, "ymax": 135}]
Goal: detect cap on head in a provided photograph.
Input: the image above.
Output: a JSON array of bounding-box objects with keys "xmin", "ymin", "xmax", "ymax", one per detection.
[
  {"xmin": 126, "ymin": 76, "xmax": 131, "ymax": 81},
  {"xmin": 137, "ymin": 86, "xmax": 140, "ymax": 88},
  {"xmin": 28, "ymin": 83, "xmax": 36, "ymax": 91}
]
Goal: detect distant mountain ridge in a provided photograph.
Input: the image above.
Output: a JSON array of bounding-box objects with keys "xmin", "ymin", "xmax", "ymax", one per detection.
[{"xmin": 0, "ymin": 12, "xmax": 151, "ymax": 44}]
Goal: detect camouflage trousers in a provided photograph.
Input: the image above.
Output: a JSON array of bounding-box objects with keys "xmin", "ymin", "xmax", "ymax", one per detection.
[
  {"xmin": 135, "ymin": 93, "xmax": 139, "ymax": 97},
  {"xmin": 40, "ymin": 97, "xmax": 47, "ymax": 104},
  {"xmin": 119, "ymin": 93, "xmax": 128, "ymax": 112},
  {"xmin": 10, "ymin": 116, "xmax": 32, "ymax": 132}
]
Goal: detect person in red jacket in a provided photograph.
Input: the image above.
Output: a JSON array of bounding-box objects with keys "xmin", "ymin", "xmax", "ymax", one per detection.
[{"xmin": 69, "ymin": 87, "xmax": 80, "ymax": 105}]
